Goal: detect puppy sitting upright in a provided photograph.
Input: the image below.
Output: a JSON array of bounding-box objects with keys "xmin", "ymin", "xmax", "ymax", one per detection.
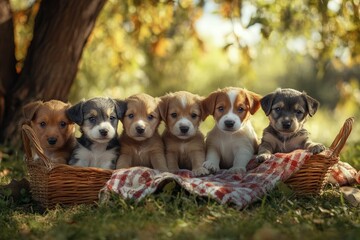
[
  {"xmin": 23, "ymin": 100, "xmax": 76, "ymax": 164},
  {"xmin": 256, "ymin": 88, "xmax": 326, "ymax": 163},
  {"xmin": 116, "ymin": 93, "xmax": 168, "ymax": 172},
  {"xmin": 66, "ymin": 97, "xmax": 126, "ymax": 169},
  {"xmin": 159, "ymin": 91, "xmax": 209, "ymax": 176},
  {"xmin": 202, "ymin": 87, "xmax": 261, "ymax": 174}
]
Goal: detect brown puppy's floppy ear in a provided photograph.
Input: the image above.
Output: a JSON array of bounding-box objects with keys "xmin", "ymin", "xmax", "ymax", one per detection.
[
  {"xmin": 260, "ymin": 92, "xmax": 277, "ymax": 116},
  {"xmin": 22, "ymin": 101, "xmax": 43, "ymax": 122},
  {"xmin": 202, "ymin": 90, "xmax": 219, "ymax": 118},
  {"xmin": 113, "ymin": 99, "xmax": 127, "ymax": 120},
  {"xmin": 158, "ymin": 95, "xmax": 169, "ymax": 122},
  {"xmin": 245, "ymin": 90, "xmax": 262, "ymax": 115},
  {"xmin": 66, "ymin": 99, "xmax": 85, "ymax": 125},
  {"xmin": 196, "ymin": 96, "xmax": 209, "ymax": 121},
  {"xmin": 302, "ymin": 92, "xmax": 319, "ymax": 117}
]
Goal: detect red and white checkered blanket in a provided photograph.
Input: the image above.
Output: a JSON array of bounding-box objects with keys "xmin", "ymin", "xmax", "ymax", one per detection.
[{"xmin": 100, "ymin": 150, "xmax": 359, "ymax": 209}]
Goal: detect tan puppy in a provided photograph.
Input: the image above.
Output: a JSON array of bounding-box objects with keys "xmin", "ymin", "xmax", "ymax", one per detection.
[
  {"xmin": 159, "ymin": 91, "xmax": 209, "ymax": 176},
  {"xmin": 116, "ymin": 93, "xmax": 168, "ymax": 171},
  {"xmin": 23, "ymin": 100, "xmax": 75, "ymax": 164},
  {"xmin": 202, "ymin": 87, "xmax": 261, "ymax": 174}
]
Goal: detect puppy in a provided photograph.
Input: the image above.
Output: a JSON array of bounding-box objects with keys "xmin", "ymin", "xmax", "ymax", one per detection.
[
  {"xmin": 202, "ymin": 87, "xmax": 261, "ymax": 174},
  {"xmin": 116, "ymin": 93, "xmax": 168, "ymax": 172},
  {"xmin": 23, "ymin": 100, "xmax": 75, "ymax": 164},
  {"xmin": 66, "ymin": 97, "xmax": 126, "ymax": 169},
  {"xmin": 159, "ymin": 91, "xmax": 209, "ymax": 176},
  {"xmin": 256, "ymin": 88, "xmax": 326, "ymax": 163}
]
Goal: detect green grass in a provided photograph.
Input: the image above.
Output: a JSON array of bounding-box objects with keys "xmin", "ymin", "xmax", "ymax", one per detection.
[{"xmin": 1, "ymin": 143, "xmax": 360, "ymax": 240}]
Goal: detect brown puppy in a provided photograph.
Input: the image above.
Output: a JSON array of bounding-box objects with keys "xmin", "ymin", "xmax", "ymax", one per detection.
[
  {"xmin": 159, "ymin": 91, "xmax": 209, "ymax": 176},
  {"xmin": 256, "ymin": 88, "xmax": 326, "ymax": 163},
  {"xmin": 23, "ymin": 100, "xmax": 75, "ymax": 164},
  {"xmin": 116, "ymin": 93, "xmax": 168, "ymax": 171},
  {"xmin": 202, "ymin": 87, "xmax": 261, "ymax": 174}
]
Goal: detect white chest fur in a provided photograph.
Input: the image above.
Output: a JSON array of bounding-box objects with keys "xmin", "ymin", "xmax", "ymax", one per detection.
[{"xmin": 73, "ymin": 142, "xmax": 117, "ymax": 169}]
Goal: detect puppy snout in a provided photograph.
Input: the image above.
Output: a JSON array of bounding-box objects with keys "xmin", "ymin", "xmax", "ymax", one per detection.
[
  {"xmin": 282, "ymin": 121, "xmax": 292, "ymax": 129},
  {"xmin": 47, "ymin": 137, "xmax": 57, "ymax": 145},
  {"xmin": 136, "ymin": 126, "xmax": 145, "ymax": 134},
  {"xmin": 224, "ymin": 120, "xmax": 235, "ymax": 128},
  {"xmin": 99, "ymin": 129, "xmax": 109, "ymax": 137},
  {"xmin": 179, "ymin": 126, "xmax": 189, "ymax": 134}
]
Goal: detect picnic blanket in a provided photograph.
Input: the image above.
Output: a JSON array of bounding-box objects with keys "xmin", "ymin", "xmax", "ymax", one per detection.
[{"xmin": 100, "ymin": 150, "xmax": 360, "ymax": 209}]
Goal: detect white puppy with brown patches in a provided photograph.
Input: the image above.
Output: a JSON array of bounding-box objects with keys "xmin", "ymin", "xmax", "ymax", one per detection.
[{"xmin": 202, "ymin": 87, "xmax": 262, "ymax": 174}]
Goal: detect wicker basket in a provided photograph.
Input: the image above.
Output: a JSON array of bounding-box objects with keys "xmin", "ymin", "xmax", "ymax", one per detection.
[
  {"xmin": 22, "ymin": 117, "xmax": 354, "ymax": 207},
  {"xmin": 285, "ymin": 117, "xmax": 354, "ymax": 195},
  {"xmin": 22, "ymin": 125, "xmax": 113, "ymax": 208}
]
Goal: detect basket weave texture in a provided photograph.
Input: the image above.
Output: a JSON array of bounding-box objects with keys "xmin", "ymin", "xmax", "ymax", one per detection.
[{"xmin": 22, "ymin": 118, "xmax": 354, "ymax": 208}]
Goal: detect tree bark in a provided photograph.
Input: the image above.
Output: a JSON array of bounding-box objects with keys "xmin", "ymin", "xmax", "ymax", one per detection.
[
  {"xmin": 0, "ymin": 0, "xmax": 17, "ymax": 128},
  {"xmin": 0, "ymin": 0, "xmax": 107, "ymax": 145}
]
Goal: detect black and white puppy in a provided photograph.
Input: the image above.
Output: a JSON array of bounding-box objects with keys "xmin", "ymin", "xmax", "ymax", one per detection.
[{"xmin": 66, "ymin": 97, "xmax": 127, "ymax": 169}]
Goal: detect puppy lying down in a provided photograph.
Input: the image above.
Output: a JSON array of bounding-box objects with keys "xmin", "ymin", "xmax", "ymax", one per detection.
[{"xmin": 256, "ymin": 88, "xmax": 326, "ymax": 163}]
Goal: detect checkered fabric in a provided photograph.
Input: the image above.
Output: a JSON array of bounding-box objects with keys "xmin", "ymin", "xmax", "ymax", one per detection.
[
  {"xmin": 328, "ymin": 161, "xmax": 360, "ymax": 186},
  {"xmin": 100, "ymin": 150, "xmax": 359, "ymax": 209},
  {"xmin": 100, "ymin": 150, "xmax": 312, "ymax": 209}
]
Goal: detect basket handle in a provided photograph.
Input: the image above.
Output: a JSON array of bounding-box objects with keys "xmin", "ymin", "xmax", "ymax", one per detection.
[
  {"xmin": 329, "ymin": 117, "xmax": 354, "ymax": 157},
  {"xmin": 22, "ymin": 124, "xmax": 53, "ymax": 169}
]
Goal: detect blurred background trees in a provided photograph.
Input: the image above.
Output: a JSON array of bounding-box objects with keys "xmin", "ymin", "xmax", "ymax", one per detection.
[{"xmin": 1, "ymin": 0, "xmax": 359, "ymax": 145}]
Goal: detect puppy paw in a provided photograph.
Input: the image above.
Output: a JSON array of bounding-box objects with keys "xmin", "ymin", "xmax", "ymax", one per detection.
[
  {"xmin": 309, "ymin": 144, "xmax": 326, "ymax": 154},
  {"xmin": 226, "ymin": 167, "xmax": 246, "ymax": 175},
  {"xmin": 256, "ymin": 153, "xmax": 272, "ymax": 163},
  {"xmin": 203, "ymin": 161, "xmax": 220, "ymax": 173},
  {"xmin": 192, "ymin": 167, "xmax": 210, "ymax": 177}
]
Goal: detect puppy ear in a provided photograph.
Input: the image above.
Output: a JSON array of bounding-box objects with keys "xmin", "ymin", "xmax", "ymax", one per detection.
[
  {"xmin": 202, "ymin": 91, "xmax": 219, "ymax": 117},
  {"xmin": 113, "ymin": 99, "xmax": 127, "ymax": 119},
  {"xmin": 197, "ymin": 96, "xmax": 209, "ymax": 121},
  {"xmin": 260, "ymin": 92, "xmax": 276, "ymax": 116},
  {"xmin": 66, "ymin": 100, "xmax": 85, "ymax": 125},
  {"xmin": 303, "ymin": 93, "xmax": 319, "ymax": 117},
  {"xmin": 246, "ymin": 91, "xmax": 262, "ymax": 115},
  {"xmin": 23, "ymin": 101, "xmax": 43, "ymax": 122},
  {"xmin": 158, "ymin": 96, "xmax": 169, "ymax": 121}
]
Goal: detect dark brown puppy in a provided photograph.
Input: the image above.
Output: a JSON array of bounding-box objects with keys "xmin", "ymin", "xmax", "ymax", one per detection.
[{"xmin": 256, "ymin": 88, "xmax": 326, "ymax": 163}]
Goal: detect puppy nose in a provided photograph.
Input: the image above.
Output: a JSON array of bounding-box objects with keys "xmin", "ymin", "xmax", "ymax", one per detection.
[
  {"xmin": 136, "ymin": 126, "xmax": 145, "ymax": 134},
  {"xmin": 179, "ymin": 126, "xmax": 189, "ymax": 134},
  {"xmin": 99, "ymin": 129, "xmax": 108, "ymax": 136},
  {"xmin": 282, "ymin": 121, "xmax": 292, "ymax": 129},
  {"xmin": 47, "ymin": 137, "xmax": 57, "ymax": 145},
  {"xmin": 224, "ymin": 120, "xmax": 235, "ymax": 128}
]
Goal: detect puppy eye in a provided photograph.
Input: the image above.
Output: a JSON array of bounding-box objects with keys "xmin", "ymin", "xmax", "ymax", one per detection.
[
  {"xmin": 191, "ymin": 113, "xmax": 198, "ymax": 119},
  {"xmin": 274, "ymin": 107, "xmax": 281, "ymax": 113},
  {"xmin": 40, "ymin": 122, "xmax": 46, "ymax": 128},
  {"xmin": 217, "ymin": 106, "xmax": 224, "ymax": 112},
  {"xmin": 89, "ymin": 117, "xmax": 96, "ymax": 123},
  {"xmin": 148, "ymin": 115, "xmax": 154, "ymax": 120},
  {"xmin": 237, "ymin": 107, "xmax": 244, "ymax": 113},
  {"xmin": 128, "ymin": 114, "xmax": 134, "ymax": 119},
  {"xmin": 296, "ymin": 110, "xmax": 303, "ymax": 115},
  {"xmin": 59, "ymin": 121, "xmax": 67, "ymax": 128},
  {"xmin": 110, "ymin": 116, "xmax": 116, "ymax": 121},
  {"xmin": 171, "ymin": 113, "xmax": 177, "ymax": 118}
]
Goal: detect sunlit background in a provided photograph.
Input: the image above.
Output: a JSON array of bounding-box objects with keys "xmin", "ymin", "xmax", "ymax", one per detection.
[{"xmin": 10, "ymin": 0, "xmax": 360, "ymax": 145}]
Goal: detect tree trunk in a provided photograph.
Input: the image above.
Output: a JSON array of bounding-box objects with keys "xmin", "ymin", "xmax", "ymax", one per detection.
[
  {"xmin": 0, "ymin": 0, "xmax": 17, "ymax": 128},
  {"xmin": 0, "ymin": 0, "xmax": 107, "ymax": 145}
]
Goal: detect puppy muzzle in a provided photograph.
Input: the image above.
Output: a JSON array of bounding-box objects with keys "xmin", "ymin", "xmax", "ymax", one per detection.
[{"xmin": 47, "ymin": 137, "xmax": 57, "ymax": 145}]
